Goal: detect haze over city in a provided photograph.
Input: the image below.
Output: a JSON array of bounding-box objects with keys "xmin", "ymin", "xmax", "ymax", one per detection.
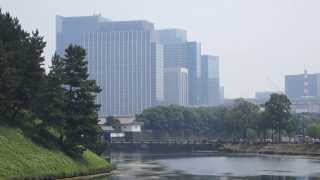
[
  {"xmin": 2, "ymin": 0, "xmax": 320, "ymax": 98},
  {"xmin": 3, "ymin": 0, "xmax": 320, "ymax": 179}
]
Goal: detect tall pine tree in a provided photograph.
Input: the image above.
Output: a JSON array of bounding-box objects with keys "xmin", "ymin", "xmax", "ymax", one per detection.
[
  {"xmin": 0, "ymin": 9, "xmax": 46, "ymax": 124},
  {"xmin": 62, "ymin": 45, "xmax": 101, "ymax": 156}
]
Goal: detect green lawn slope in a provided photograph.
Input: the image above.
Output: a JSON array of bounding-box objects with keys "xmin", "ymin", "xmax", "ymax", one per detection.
[{"xmin": 0, "ymin": 126, "xmax": 112, "ymax": 179}]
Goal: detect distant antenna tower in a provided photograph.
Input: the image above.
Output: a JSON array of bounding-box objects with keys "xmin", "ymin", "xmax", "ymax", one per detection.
[{"xmin": 303, "ymin": 69, "xmax": 309, "ymax": 97}]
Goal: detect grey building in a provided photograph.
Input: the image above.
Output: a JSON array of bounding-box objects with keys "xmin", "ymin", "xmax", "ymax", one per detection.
[
  {"xmin": 151, "ymin": 43, "xmax": 165, "ymax": 105},
  {"xmin": 290, "ymin": 97, "xmax": 320, "ymax": 114},
  {"xmin": 220, "ymin": 86, "xmax": 224, "ymax": 103},
  {"xmin": 56, "ymin": 15, "xmax": 164, "ymax": 116},
  {"xmin": 157, "ymin": 29, "xmax": 187, "ymax": 44},
  {"xmin": 200, "ymin": 55, "xmax": 220, "ymax": 106},
  {"xmin": 185, "ymin": 42, "xmax": 202, "ymax": 105},
  {"xmin": 157, "ymin": 29, "xmax": 201, "ymax": 105},
  {"xmin": 56, "ymin": 15, "xmax": 110, "ymax": 55},
  {"xmin": 285, "ymin": 72, "xmax": 320, "ymax": 99},
  {"xmin": 164, "ymin": 67, "xmax": 188, "ymax": 106}
]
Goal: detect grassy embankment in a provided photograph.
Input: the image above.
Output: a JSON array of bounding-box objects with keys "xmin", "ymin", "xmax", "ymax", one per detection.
[
  {"xmin": 223, "ymin": 143, "xmax": 320, "ymax": 155},
  {"xmin": 0, "ymin": 126, "xmax": 112, "ymax": 179}
]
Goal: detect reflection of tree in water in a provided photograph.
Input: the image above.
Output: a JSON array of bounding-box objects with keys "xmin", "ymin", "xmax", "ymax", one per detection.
[
  {"xmin": 94, "ymin": 174, "xmax": 318, "ymax": 180},
  {"xmin": 95, "ymin": 153, "xmax": 320, "ymax": 180},
  {"xmin": 162, "ymin": 175, "xmax": 310, "ymax": 180}
]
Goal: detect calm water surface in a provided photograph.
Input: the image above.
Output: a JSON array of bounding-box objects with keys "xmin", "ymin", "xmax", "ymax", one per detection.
[{"xmin": 96, "ymin": 153, "xmax": 320, "ymax": 180}]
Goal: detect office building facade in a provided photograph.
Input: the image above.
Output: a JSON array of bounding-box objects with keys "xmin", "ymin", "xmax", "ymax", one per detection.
[
  {"xmin": 185, "ymin": 42, "xmax": 201, "ymax": 105},
  {"xmin": 151, "ymin": 43, "xmax": 164, "ymax": 105},
  {"xmin": 157, "ymin": 29, "xmax": 201, "ymax": 105},
  {"xmin": 285, "ymin": 72, "xmax": 320, "ymax": 99},
  {"xmin": 56, "ymin": 15, "xmax": 163, "ymax": 116},
  {"xmin": 164, "ymin": 67, "xmax": 188, "ymax": 106},
  {"xmin": 201, "ymin": 55, "xmax": 220, "ymax": 106},
  {"xmin": 157, "ymin": 29, "xmax": 187, "ymax": 44}
]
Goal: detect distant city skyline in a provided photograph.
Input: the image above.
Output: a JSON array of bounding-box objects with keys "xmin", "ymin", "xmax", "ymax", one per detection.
[
  {"xmin": 56, "ymin": 15, "xmax": 219, "ymax": 116},
  {"xmin": 3, "ymin": 0, "xmax": 320, "ymax": 98},
  {"xmin": 158, "ymin": 29, "xmax": 202, "ymax": 105}
]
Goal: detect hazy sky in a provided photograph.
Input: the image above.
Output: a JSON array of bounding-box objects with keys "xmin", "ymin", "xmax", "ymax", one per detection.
[{"xmin": 1, "ymin": 0, "xmax": 320, "ymax": 98}]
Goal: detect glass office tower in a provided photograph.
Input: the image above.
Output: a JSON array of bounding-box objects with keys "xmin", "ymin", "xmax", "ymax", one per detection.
[
  {"xmin": 285, "ymin": 72, "xmax": 320, "ymax": 99},
  {"xmin": 201, "ymin": 55, "xmax": 220, "ymax": 106},
  {"xmin": 157, "ymin": 29, "xmax": 201, "ymax": 105},
  {"xmin": 56, "ymin": 15, "xmax": 164, "ymax": 116}
]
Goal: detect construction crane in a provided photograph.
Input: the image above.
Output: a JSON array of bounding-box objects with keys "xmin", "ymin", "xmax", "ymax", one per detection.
[{"xmin": 266, "ymin": 76, "xmax": 282, "ymax": 94}]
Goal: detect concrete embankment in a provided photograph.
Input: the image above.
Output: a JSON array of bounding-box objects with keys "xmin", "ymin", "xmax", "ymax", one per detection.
[{"xmin": 223, "ymin": 143, "xmax": 320, "ymax": 155}]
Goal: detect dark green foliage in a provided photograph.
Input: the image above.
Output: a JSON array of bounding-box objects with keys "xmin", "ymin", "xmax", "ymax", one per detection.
[
  {"xmin": 32, "ymin": 54, "xmax": 67, "ymax": 146},
  {"xmin": 137, "ymin": 95, "xmax": 300, "ymax": 142},
  {"xmin": 225, "ymin": 99, "xmax": 260, "ymax": 141},
  {"xmin": 54, "ymin": 45, "xmax": 102, "ymax": 157},
  {"xmin": 286, "ymin": 116, "xmax": 299, "ymax": 140},
  {"xmin": 0, "ymin": 10, "xmax": 103, "ymax": 157},
  {"xmin": 306, "ymin": 123, "xmax": 320, "ymax": 138},
  {"xmin": 265, "ymin": 93, "xmax": 291, "ymax": 142},
  {"xmin": 0, "ymin": 9, "xmax": 46, "ymax": 124},
  {"xmin": 137, "ymin": 105, "xmax": 228, "ymax": 141}
]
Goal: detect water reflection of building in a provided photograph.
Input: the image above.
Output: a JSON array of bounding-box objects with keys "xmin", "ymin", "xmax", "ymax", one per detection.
[{"xmin": 296, "ymin": 177, "xmax": 309, "ymax": 180}]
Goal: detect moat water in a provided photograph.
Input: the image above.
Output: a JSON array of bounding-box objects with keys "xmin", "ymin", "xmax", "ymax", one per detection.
[{"xmin": 96, "ymin": 152, "xmax": 320, "ymax": 180}]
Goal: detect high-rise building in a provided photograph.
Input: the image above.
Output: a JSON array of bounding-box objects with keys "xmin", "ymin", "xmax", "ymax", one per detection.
[
  {"xmin": 56, "ymin": 15, "xmax": 110, "ymax": 55},
  {"xmin": 200, "ymin": 55, "xmax": 220, "ymax": 106},
  {"xmin": 157, "ymin": 29, "xmax": 187, "ymax": 44},
  {"xmin": 185, "ymin": 42, "xmax": 202, "ymax": 105},
  {"xmin": 157, "ymin": 29, "xmax": 201, "ymax": 105},
  {"xmin": 220, "ymin": 86, "xmax": 224, "ymax": 103},
  {"xmin": 56, "ymin": 15, "xmax": 164, "ymax": 116},
  {"xmin": 151, "ymin": 43, "xmax": 164, "ymax": 105},
  {"xmin": 164, "ymin": 67, "xmax": 188, "ymax": 106},
  {"xmin": 285, "ymin": 71, "xmax": 320, "ymax": 99}
]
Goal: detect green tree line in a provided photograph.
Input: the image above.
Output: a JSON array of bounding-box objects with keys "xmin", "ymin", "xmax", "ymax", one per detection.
[
  {"xmin": 137, "ymin": 94, "xmax": 320, "ymax": 143},
  {"xmin": 0, "ymin": 10, "xmax": 103, "ymax": 157}
]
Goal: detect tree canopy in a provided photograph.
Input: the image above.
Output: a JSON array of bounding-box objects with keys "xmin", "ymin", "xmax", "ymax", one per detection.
[{"xmin": 136, "ymin": 94, "xmax": 308, "ymax": 143}]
